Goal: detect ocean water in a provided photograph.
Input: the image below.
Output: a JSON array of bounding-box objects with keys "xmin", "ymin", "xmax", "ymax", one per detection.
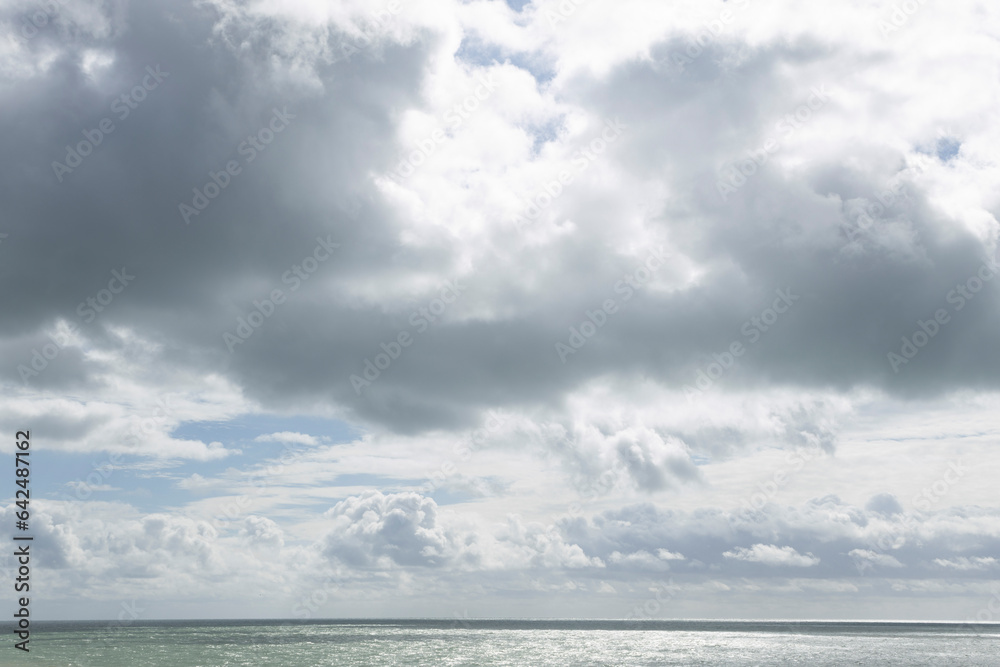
[{"xmin": 1, "ymin": 620, "xmax": 998, "ymax": 666}]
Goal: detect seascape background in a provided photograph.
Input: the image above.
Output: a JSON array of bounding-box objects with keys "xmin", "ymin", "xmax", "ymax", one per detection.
[{"xmin": 1, "ymin": 620, "xmax": 998, "ymax": 666}]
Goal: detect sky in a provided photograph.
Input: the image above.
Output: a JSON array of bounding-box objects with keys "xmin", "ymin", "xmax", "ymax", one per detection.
[{"xmin": 1, "ymin": 0, "xmax": 1000, "ymax": 622}]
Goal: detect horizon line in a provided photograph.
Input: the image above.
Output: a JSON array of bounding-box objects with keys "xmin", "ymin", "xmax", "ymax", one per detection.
[{"xmin": 6, "ymin": 617, "xmax": 1000, "ymax": 625}]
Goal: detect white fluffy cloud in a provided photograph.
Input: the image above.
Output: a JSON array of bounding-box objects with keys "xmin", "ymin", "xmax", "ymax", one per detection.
[
  {"xmin": 932, "ymin": 557, "xmax": 998, "ymax": 571},
  {"xmin": 322, "ymin": 491, "xmax": 461, "ymax": 567},
  {"xmin": 255, "ymin": 431, "xmax": 321, "ymax": 446},
  {"xmin": 724, "ymin": 544, "xmax": 820, "ymax": 568}
]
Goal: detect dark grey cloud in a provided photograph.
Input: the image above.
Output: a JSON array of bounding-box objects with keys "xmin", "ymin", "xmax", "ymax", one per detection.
[{"xmin": 4, "ymin": 0, "xmax": 998, "ymax": 446}]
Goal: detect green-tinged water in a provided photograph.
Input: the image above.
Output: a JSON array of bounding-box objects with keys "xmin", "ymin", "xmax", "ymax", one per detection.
[{"xmin": 1, "ymin": 620, "xmax": 998, "ymax": 666}]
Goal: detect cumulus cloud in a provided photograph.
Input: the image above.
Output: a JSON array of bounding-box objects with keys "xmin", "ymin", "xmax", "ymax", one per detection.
[
  {"xmin": 322, "ymin": 491, "xmax": 461, "ymax": 568},
  {"xmin": 240, "ymin": 516, "xmax": 285, "ymax": 550},
  {"xmin": 723, "ymin": 544, "xmax": 820, "ymax": 568},
  {"xmin": 320, "ymin": 491, "xmax": 606, "ymax": 572},
  {"xmin": 3, "ymin": 489, "xmax": 1000, "ymax": 618},
  {"xmin": 865, "ymin": 493, "xmax": 905, "ymax": 517}
]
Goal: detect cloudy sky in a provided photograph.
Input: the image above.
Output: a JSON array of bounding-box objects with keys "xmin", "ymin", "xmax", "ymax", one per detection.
[{"xmin": 2, "ymin": 0, "xmax": 1000, "ymax": 622}]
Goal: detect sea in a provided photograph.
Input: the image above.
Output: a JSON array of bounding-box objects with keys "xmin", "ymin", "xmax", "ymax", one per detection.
[{"xmin": 1, "ymin": 619, "xmax": 998, "ymax": 666}]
